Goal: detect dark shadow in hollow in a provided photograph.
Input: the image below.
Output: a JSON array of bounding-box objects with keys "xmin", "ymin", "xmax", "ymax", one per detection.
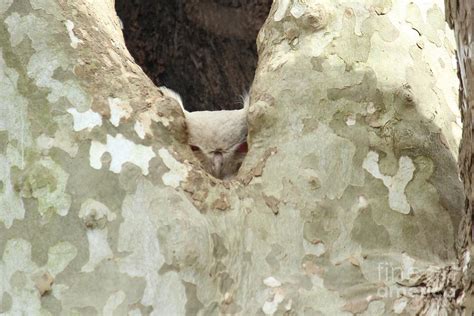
[{"xmin": 116, "ymin": 0, "xmax": 272, "ymax": 112}]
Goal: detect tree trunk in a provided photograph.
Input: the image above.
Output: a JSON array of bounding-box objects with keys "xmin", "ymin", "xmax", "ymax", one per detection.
[
  {"xmin": 445, "ymin": 0, "xmax": 474, "ymax": 313},
  {"xmin": 0, "ymin": 0, "xmax": 467, "ymax": 315}
]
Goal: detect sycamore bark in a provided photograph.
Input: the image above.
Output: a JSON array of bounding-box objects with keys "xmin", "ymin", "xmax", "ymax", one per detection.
[
  {"xmin": 0, "ymin": 0, "xmax": 468, "ymax": 315},
  {"xmin": 446, "ymin": 0, "xmax": 474, "ymax": 313}
]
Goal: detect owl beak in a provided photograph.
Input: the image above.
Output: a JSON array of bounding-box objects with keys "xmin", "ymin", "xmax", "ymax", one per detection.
[{"xmin": 212, "ymin": 152, "xmax": 224, "ymax": 178}]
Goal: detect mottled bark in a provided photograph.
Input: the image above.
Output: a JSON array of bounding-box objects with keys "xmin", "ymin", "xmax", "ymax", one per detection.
[
  {"xmin": 0, "ymin": 0, "xmax": 467, "ymax": 315},
  {"xmin": 445, "ymin": 0, "xmax": 474, "ymax": 313}
]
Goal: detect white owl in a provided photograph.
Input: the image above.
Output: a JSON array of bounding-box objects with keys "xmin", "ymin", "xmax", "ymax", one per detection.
[{"xmin": 160, "ymin": 87, "xmax": 249, "ymax": 179}]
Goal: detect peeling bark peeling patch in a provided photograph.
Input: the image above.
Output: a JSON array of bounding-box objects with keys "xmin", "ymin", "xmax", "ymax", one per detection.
[
  {"xmin": 285, "ymin": 299, "xmax": 292, "ymax": 311},
  {"xmin": 262, "ymin": 291, "xmax": 285, "ymax": 315},
  {"xmin": 128, "ymin": 308, "xmax": 142, "ymax": 316},
  {"xmin": 103, "ymin": 291, "xmax": 126, "ymax": 316},
  {"xmin": 0, "ymin": 154, "xmax": 25, "ymax": 228},
  {"xmin": 393, "ymin": 297, "xmax": 408, "ymax": 314},
  {"xmin": 290, "ymin": 1, "xmax": 306, "ymax": 18},
  {"xmin": 64, "ymin": 20, "xmax": 83, "ymax": 48},
  {"xmin": 118, "ymin": 181, "xmax": 187, "ymax": 314},
  {"xmin": 51, "ymin": 283, "xmax": 69, "ymax": 300},
  {"xmin": 352, "ymin": 5, "xmax": 371, "ymax": 36},
  {"xmin": 46, "ymin": 242, "xmax": 77, "ymax": 277},
  {"xmin": 90, "ymin": 134, "xmax": 156, "ymax": 175},
  {"xmin": 263, "ymin": 194, "xmax": 280, "ymax": 214},
  {"xmin": 37, "ymin": 115, "xmax": 79, "ymax": 157},
  {"xmin": 135, "ymin": 113, "xmax": 170, "ymax": 139},
  {"xmin": 67, "ymin": 108, "xmax": 102, "ymax": 131},
  {"xmin": 79, "ymin": 199, "xmax": 117, "ymax": 225},
  {"xmin": 406, "ymin": 3, "xmax": 445, "ymax": 47},
  {"xmin": 34, "ymin": 271, "xmax": 54, "ymax": 296},
  {"xmin": 345, "ymin": 114, "xmax": 356, "ymax": 126},
  {"xmin": 401, "ymin": 253, "xmax": 416, "ymax": 278},
  {"xmin": 417, "ymin": 1, "xmax": 443, "ymax": 21},
  {"xmin": 303, "ymin": 239, "xmax": 326, "ymax": 257},
  {"xmin": 108, "ymin": 97, "xmax": 132, "ymax": 127},
  {"xmin": 342, "ymin": 295, "xmax": 381, "ymax": 314},
  {"xmin": 0, "ymin": 0, "xmax": 13, "ymax": 14},
  {"xmin": 274, "ymin": 0, "xmax": 290, "ymax": 21},
  {"xmin": 134, "ymin": 121, "xmax": 146, "ymax": 139},
  {"xmin": 364, "ymin": 301, "xmax": 385, "ymax": 315},
  {"xmin": 152, "ymin": 271, "xmax": 187, "ymax": 315},
  {"xmin": 367, "ymin": 103, "xmax": 376, "ymax": 114},
  {"xmin": 357, "ymin": 196, "xmax": 369, "ymax": 209},
  {"xmin": 118, "ymin": 184, "xmax": 163, "ymax": 306},
  {"xmin": 223, "ymin": 292, "xmax": 233, "ymax": 304},
  {"xmin": 263, "ymin": 277, "xmax": 282, "ymax": 288},
  {"xmin": 81, "ymin": 229, "xmax": 113, "ymax": 273},
  {"xmin": 4, "ymin": 13, "xmax": 37, "ymax": 46},
  {"xmin": 5, "ymin": 13, "xmax": 90, "ymax": 111},
  {"xmin": 289, "ymin": 114, "xmax": 304, "ymax": 136},
  {"xmin": 118, "ymin": 181, "xmax": 165, "ymax": 308},
  {"xmin": 451, "ymin": 121, "xmax": 462, "ymax": 144},
  {"xmin": 212, "ymin": 193, "xmax": 230, "ymax": 211},
  {"xmin": 30, "ymin": 0, "xmax": 62, "ymax": 18},
  {"xmin": 268, "ymin": 43, "xmax": 293, "ymax": 71},
  {"xmin": 298, "ymin": 125, "xmax": 356, "ymax": 200},
  {"xmin": 28, "ymin": 50, "xmax": 90, "ymax": 110},
  {"xmin": 0, "ymin": 240, "xmax": 41, "ymax": 314},
  {"xmin": 0, "ymin": 239, "xmax": 76, "ymax": 315},
  {"xmin": 362, "ymin": 151, "xmax": 415, "ymax": 214},
  {"xmin": 0, "ymin": 49, "xmax": 31, "ymax": 148},
  {"xmin": 158, "ymin": 148, "xmax": 190, "ymax": 188},
  {"xmin": 79, "ymin": 199, "xmax": 116, "ymax": 272}
]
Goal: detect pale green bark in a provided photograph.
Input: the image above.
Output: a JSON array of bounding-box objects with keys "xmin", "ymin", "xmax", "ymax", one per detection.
[{"xmin": 0, "ymin": 0, "xmax": 467, "ymax": 315}]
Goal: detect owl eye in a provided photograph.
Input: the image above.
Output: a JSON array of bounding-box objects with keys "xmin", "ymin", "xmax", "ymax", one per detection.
[
  {"xmin": 236, "ymin": 142, "xmax": 248, "ymax": 153},
  {"xmin": 190, "ymin": 145, "xmax": 201, "ymax": 152}
]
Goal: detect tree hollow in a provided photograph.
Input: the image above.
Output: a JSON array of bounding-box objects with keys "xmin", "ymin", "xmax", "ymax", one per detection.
[{"xmin": 116, "ymin": 0, "xmax": 272, "ymax": 111}]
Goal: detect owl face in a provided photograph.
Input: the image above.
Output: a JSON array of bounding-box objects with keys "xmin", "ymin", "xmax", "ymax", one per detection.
[
  {"xmin": 159, "ymin": 86, "xmax": 250, "ymax": 178},
  {"xmin": 185, "ymin": 109, "xmax": 248, "ymax": 179},
  {"xmin": 190, "ymin": 140, "xmax": 248, "ymax": 179}
]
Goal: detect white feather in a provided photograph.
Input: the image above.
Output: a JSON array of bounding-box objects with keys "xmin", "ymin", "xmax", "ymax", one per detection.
[{"xmin": 159, "ymin": 86, "xmax": 186, "ymax": 112}]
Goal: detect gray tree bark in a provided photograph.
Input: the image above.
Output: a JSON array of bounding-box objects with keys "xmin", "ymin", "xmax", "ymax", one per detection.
[
  {"xmin": 446, "ymin": 0, "xmax": 474, "ymax": 313},
  {"xmin": 0, "ymin": 0, "xmax": 468, "ymax": 315}
]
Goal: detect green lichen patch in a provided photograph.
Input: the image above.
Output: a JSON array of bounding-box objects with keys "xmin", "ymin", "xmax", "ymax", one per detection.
[{"xmin": 12, "ymin": 158, "xmax": 71, "ymax": 220}]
